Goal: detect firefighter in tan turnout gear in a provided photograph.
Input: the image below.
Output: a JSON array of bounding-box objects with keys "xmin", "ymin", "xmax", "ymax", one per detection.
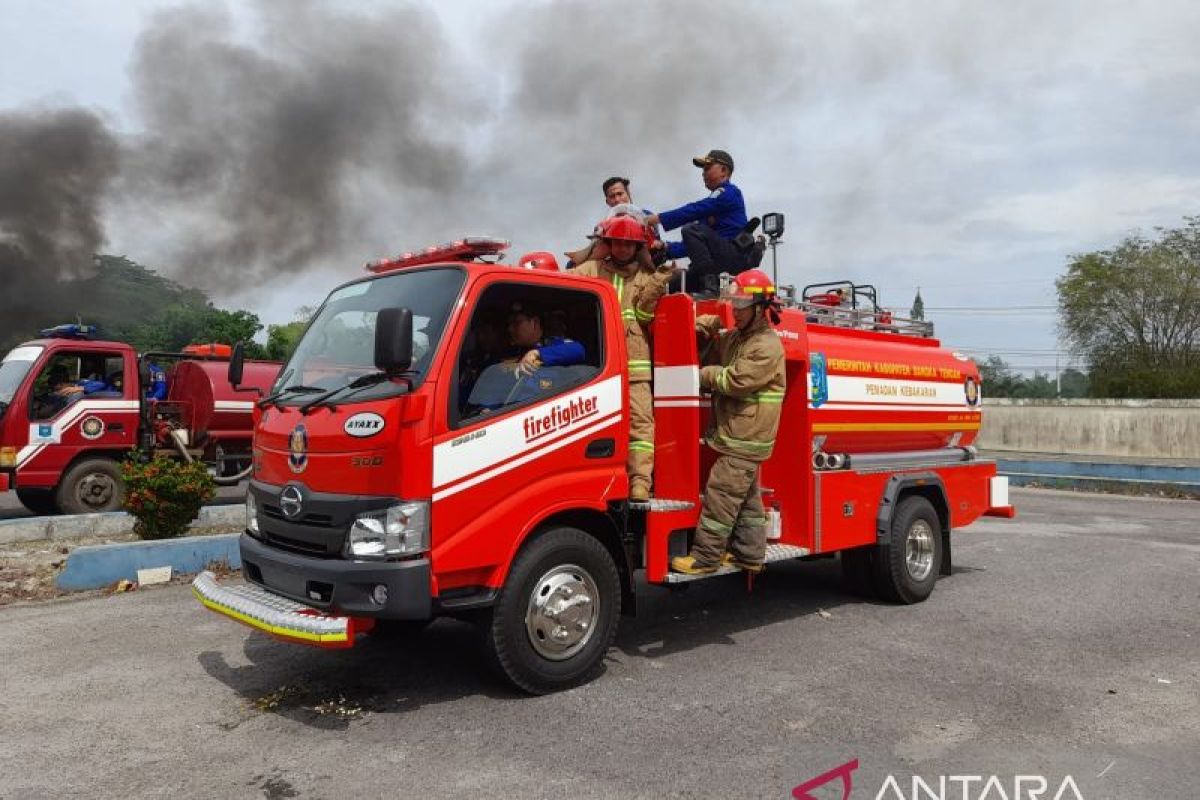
[
  {"xmin": 671, "ymin": 269, "xmax": 786, "ymax": 574},
  {"xmin": 569, "ymin": 214, "xmax": 673, "ymax": 501}
]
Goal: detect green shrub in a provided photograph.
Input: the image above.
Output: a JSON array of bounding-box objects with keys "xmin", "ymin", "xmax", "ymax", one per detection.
[{"xmin": 121, "ymin": 453, "xmax": 216, "ymax": 540}]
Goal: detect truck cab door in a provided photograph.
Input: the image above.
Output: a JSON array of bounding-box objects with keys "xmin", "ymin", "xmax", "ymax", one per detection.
[{"xmin": 431, "ymin": 277, "xmax": 625, "ymax": 592}]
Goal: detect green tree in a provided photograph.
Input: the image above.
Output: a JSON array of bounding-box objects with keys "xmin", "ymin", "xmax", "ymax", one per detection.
[
  {"xmin": 910, "ymin": 288, "xmax": 925, "ymax": 321},
  {"xmin": 133, "ymin": 304, "xmax": 264, "ymax": 356},
  {"xmin": 265, "ymin": 306, "xmax": 314, "ymax": 361},
  {"xmin": 978, "ymin": 355, "xmax": 1025, "ymax": 398},
  {"xmin": 1057, "ymin": 217, "xmax": 1200, "ymax": 398},
  {"xmin": 1014, "ymin": 371, "xmax": 1057, "ymax": 399},
  {"xmin": 1059, "ymin": 368, "xmax": 1089, "ymax": 398}
]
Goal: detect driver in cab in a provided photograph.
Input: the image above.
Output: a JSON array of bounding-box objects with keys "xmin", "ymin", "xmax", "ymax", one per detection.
[{"xmin": 467, "ymin": 302, "xmax": 585, "ymax": 412}]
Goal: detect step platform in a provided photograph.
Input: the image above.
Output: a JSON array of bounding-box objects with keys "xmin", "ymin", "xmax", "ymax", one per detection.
[
  {"xmin": 192, "ymin": 570, "xmax": 369, "ymax": 649},
  {"xmin": 629, "ymin": 498, "xmax": 696, "ymax": 512},
  {"xmin": 664, "ymin": 543, "xmax": 811, "ymax": 584}
]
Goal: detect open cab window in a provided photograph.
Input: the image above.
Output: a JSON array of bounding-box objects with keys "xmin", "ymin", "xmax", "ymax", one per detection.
[{"xmin": 454, "ymin": 282, "xmax": 604, "ymax": 425}]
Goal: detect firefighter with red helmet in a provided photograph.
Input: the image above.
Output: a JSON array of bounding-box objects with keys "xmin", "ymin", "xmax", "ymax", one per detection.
[
  {"xmin": 569, "ymin": 214, "xmax": 673, "ymax": 501},
  {"xmin": 671, "ymin": 269, "xmax": 786, "ymax": 574}
]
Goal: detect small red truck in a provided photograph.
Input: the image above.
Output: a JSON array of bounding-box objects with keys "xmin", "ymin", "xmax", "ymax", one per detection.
[
  {"xmin": 0, "ymin": 327, "xmax": 278, "ymax": 514},
  {"xmin": 193, "ymin": 238, "xmax": 1013, "ymax": 694}
]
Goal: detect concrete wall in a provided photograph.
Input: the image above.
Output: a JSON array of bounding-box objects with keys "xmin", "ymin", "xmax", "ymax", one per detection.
[{"xmin": 978, "ymin": 398, "xmax": 1200, "ymax": 459}]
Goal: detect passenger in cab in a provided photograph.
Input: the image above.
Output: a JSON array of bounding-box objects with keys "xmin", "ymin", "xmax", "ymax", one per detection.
[
  {"xmin": 671, "ymin": 270, "xmax": 786, "ymax": 575},
  {"xmin": 569, "ymin": 215, "xmax": 674, "ymax": 502}
]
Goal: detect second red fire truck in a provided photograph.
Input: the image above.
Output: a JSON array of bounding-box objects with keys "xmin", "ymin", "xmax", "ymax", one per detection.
[{"xmin": 194, "ymin": 237, "xmax": 1013, "ymax": 694}]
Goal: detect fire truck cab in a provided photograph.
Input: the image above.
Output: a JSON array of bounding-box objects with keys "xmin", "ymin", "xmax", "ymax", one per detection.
[{"xmin": 194, "ymin": 237, "xmax": 1013, "ymax": 694}]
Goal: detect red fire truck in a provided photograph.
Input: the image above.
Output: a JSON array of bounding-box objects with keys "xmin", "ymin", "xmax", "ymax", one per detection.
[
  {"xmin": 0, "ymin": 327, "xmax": 278, "ymax": 515},
  {"xmin": 193, "ymin": 237, "xmax": 1013, "ymax": 694}
]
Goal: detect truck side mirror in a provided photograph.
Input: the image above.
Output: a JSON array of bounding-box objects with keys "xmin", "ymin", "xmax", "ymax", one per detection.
[
  {"xmin": 228, "ymin": 342, "xmax": 245, "ymax": 387},
  {"xmin": 375, "ymin": 307, "xmax": 413, "ymax": 374}
]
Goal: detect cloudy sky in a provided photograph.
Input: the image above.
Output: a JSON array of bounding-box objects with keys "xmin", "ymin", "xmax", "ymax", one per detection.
[{"xmin": 2, "ymin": 0, "xmax": 1199, "ymax": 374}]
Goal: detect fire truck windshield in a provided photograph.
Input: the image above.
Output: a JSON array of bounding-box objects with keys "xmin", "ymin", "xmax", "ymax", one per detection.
[
  {"xmin": 0, "ymin": 345, "xmax": 44, "ymax": 415},
  {"xmin": 273, "ymin": 267, "xmax": 464, "ymax": 405}
]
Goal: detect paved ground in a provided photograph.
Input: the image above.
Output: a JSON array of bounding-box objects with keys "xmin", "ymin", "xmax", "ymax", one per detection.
[
  {"xmin": 1, "ymin": 488, "xmax": 1197, "ymax": 799},
  {"xmin": 0, "ymin": 484, "xmax": 244, "ymax": 520}
]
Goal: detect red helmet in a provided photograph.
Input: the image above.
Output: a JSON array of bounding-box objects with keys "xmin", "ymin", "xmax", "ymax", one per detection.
[
  {"xmin": 518, "ymin": 251, "xmax": 560, "ymax": 271},
  {"xmin": 725, "ymin": 269, "xmax": 777, "ymax": 308},
  {"xmin": 597, "ymin": 215, "xmax": 647, "ymax": 245}
]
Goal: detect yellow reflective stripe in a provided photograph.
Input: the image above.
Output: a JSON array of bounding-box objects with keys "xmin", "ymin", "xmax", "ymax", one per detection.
[
  {"xmin": 716, "ymin": 368, "xmax": 730, "ymax": 394},
  {"xmin": 610, "ymin": 273, "xmax": 625, "ymax": 299},
  {"xmin": 700, "ymin": 515, "xmax": 733, "ymax": 535},
  {"xmin": 629, "ymin": 441, "xmax": 655, "ymax": 452},
  {"xmin": 192, "ymin": 587, "xmax": 348, "ymax": 644},
  {"xmin": 633, "ymin": 308, "xmax": 655, "ymax": 322},
  {"xmin": 628, "ymin": 360, "xmax": 652, "ymax": 368},
  {"xmin": 713, "ymin": 432, "xmax": 774, "ymax": 452},
  {"xmin": 751, "ymin": 390, "xmax": 785, "ymax": 403}
]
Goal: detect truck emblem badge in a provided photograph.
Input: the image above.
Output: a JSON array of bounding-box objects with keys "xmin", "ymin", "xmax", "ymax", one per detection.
[
  {"xmin": 343, "ymin": 412, "xmax": 385, "ymax": 438},
  {"xmin": 289, "ymin": 424, "xmax": 308, "ymax": 473},
  {"xmin": 279, "ymin": 485, "xmax": 304, "ymax": 518},
  {"xmin": 964, "ymin": 376, "xmax": 980, "ymax": 406},
  {"xmin": 81, "ymin": 417, "xmax": 105, "ymax": 439},
  {"xmin": 809, "ymin": 352, "xmax": 829, "ymax": 408}
]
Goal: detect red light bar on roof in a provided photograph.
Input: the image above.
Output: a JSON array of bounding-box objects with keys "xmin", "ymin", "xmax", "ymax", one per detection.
[{"xmin": 366, "ymin": 237, "xmax": 510, "ymax": 273}]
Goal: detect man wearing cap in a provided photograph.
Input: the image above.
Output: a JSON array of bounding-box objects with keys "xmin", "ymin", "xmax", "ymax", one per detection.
[{"xmin": 645, "ymin": 149, "xmax": 748, "ymax": 295}]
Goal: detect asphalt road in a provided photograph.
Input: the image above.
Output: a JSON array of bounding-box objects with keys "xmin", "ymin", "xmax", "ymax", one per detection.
[
  {"xmin": 0, "ymin": 484, "xmax": 245, "ymax": 520},
  {"xmin": 2, "ymin": 488, "xmax": 1197, "ymax": 799}
]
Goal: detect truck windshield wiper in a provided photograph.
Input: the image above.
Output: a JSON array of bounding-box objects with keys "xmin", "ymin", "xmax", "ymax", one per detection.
[
  {"xmin": 298, "ymin": 371, "xmax": 407, "ymax": 414},
  {"xmin": 258, "ymin": 384, "xmax": 324, "ymax": 409}
]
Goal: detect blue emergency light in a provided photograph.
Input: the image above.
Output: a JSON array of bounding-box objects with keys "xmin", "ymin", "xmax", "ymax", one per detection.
[{"xmin": 39, "ymin": 324, "xmax": 99, "ymax": 340}]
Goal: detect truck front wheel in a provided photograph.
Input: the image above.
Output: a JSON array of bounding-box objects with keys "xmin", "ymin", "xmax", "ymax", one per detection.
[
  {"xmin": 872, "ymin": 495, "xmax": 943, "ymax": 604},
  {"xmin": 480, "ymin": 527, "xmax": 621, "ymax": 695},
  {"xmin": 56, "ymin": 458, "xmax": 125, "ymax": 515}
]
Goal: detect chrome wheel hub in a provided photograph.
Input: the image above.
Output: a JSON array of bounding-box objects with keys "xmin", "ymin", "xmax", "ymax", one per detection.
[
  {"xmin": 78, "ymin": 473, "xmax": 116, "ymax": 509},
  {"xmin": 525, "ymin": 564, "xmax": 599, "ymax": 661},
  {"xmin": 905, "ymin": 519, "xmax": 935, "ymax": 582}
]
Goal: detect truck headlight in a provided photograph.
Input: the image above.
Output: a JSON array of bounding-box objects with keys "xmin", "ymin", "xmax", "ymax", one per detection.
[
  {"xmin": 245, "ymin": 492, "xmax": 259, "ymax": 535},
  {"xmin": 346, "ymin": 501, "xmax": 429, "ymax": 559}
]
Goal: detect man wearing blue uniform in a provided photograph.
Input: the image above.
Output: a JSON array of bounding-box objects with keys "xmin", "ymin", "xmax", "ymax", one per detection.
[
  {"xmin": 468, "ymin": 302, "xmax": 586, "ymax": 412},
  {"xmin": 646, "ymin": 149, "xmax": 748, "ymax": 295}
]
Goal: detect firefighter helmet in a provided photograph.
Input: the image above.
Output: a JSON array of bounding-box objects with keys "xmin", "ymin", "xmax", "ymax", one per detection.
[
  {"xmin": 597, "ymin": 215, "xmax": 647, "ymax": 245},
  {"xmin": 518, "ymin": 251, "xmax": 560, "ymax": 272},
  {"xmin": 724, "ymin": 269, "xmax": 777, "ymax": 308}
]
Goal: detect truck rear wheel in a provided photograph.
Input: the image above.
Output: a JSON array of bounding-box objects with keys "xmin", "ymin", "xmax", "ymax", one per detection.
[
  {"xmin": 16, "ymin": 488, "xmax": 60, "ymax": 516},
  {"xmin": 872, "ymin": 495, "xmax": 942, "ymax": 604},
  {"xmin": 56, "ymin": 458, "xmax": 125, "ymax": 515},
  {"xmin": 480, "ymin": 527, "xmax": 620, "ymax": 695}
]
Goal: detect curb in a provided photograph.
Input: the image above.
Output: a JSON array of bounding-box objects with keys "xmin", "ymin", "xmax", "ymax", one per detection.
[
  {"xmin": 0, "ymin": 504, "xmax": 243, "ymax": 547},
  {"xmin": 997, "ymin": 459, "xmax": 1200, "ymax": 498},
  {"xmin": 55, "ymin": 533, "xmax": 242, "ymax": 591}
]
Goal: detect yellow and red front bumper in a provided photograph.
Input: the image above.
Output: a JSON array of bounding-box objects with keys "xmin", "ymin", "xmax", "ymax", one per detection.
[{"xmin": 192, "ymin": 571, "xmax": 374, "ymax": 649}]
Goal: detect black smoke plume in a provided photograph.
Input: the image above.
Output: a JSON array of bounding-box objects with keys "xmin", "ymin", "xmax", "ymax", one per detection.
[{"xmin": 0, "ymin": 108, "xmax": 120, "ymax": 345}]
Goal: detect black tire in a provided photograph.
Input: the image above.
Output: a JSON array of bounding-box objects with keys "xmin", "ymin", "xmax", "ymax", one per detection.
[
  {"xmin": 56, "ymin": 457, "xmax": 125, "ymax": 515},
  {"xmin": 479, "ymin": 527, "xmax": 621, "ymax": 695},
  {"xmin": 16, "ymin": 488, "xmax": 60, "ymax": 516},
  {"xmin": 840, "ymin": 546, "xmax": 876, "ymax": 598},
  {"xmin": 871, "ymin": 495, "xmax": 943, "ymax": 604}
]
